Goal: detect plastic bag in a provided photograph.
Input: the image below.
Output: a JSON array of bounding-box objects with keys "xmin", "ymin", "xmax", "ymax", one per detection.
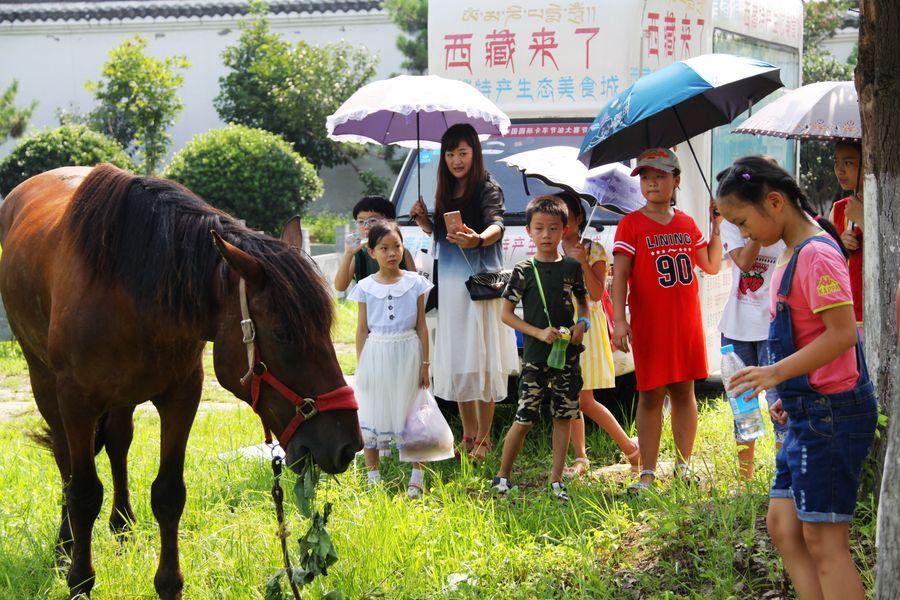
[{"xmin": 398, "ymin": 388, "xmax": 455, "ymax": 463}]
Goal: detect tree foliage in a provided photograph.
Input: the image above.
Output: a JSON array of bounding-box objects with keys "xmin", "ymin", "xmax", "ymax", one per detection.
[
  {"xmin": 164, "ymin": 124, "xmax": 323, "ymax": 235},
  {"xmin": 214, "ymin": 0, "xmax": 377, "ymax": 170},
  {"xmin": 85, "ymin": 35, "xmax": 189, "ymax": 175},
  {"xmin": 0, "ymin": 81, "xmax": 36, "ymax": 145},
  {"xmin": 384, "ymin": 0, "xmax": 428, "ymax": 74},
  {"xmin": 0, "ymin": 125, "xmax": 134, "ymax": 196},
  {"xmin": 800, "ymin": 0, "xmax": 856, "ymax": 215}
]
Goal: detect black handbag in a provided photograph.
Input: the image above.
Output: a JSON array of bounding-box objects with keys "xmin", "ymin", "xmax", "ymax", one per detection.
[
  {"xmin": 464, "ymin": 270, "xmax": 512, "ymax": 301},
  {"xmin": 458, "ymin": 245, "xmax": 510, "ymax": 301}
]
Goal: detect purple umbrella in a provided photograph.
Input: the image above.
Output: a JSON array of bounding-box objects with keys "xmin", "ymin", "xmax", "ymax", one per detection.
[{"xmin": 326, "ymin": 75, "xmax": 510, "ymax": 198}]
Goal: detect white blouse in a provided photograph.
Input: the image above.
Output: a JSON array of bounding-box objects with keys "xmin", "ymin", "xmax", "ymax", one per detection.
[{"xmin": 348, "ymin": 271, "xmax": 433, "ymax": 334}]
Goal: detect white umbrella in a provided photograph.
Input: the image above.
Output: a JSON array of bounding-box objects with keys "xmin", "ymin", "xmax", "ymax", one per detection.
[
  {"xmin": 326, "ymin": 75, "xmax": 510, "ymax": 200},
  {"xmin": 500, "ymin": 146, "xmax": 644, "ymax": 215},
  {"xmin": 733, "ymin": 81, "xmax": 860, "ymax": 141}
]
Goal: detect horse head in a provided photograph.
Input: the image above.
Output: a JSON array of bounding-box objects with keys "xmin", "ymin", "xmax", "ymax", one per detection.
[{"xmin": 209, "ymin": 220, "xmax": 362, "ymax": 474}]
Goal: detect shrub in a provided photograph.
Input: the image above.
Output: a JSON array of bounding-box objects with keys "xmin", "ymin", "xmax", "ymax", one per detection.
[
  {"xmin": 85, "ymin": 35, "xmax": 189, "ymax": 175},
  {"xmin": 0, "ymin": 124, "xmax": 134, "ymax": 195},
  {"xmin": 214, "ymin": 0, "xmax": 377, "ymax": 170},
  {"xmin": 304, "ymin": 211, "xmax": 350, "ymax": 245},
  {"xmin": 164, "ymin": 125, "xmax": 323, "ymax": 234}
]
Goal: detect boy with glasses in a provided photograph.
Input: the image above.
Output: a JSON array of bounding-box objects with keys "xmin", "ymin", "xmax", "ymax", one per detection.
[{"xmin": 334, "ymin": 196, "xmax": 416, "ymax": 292}]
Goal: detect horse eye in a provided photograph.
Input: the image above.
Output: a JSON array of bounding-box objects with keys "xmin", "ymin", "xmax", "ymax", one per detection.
[{"xmin": 272, "ymin": 328, "xmax": 294, "ymax": 344}]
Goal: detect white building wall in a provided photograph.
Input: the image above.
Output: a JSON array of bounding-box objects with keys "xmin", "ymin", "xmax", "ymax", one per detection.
[
  {"xmin": 821, "ymin": 27, "xmax": 858, "ymax": 64},
  {"xmin": 0, "ymin": 11, "xmax": 406, "ymax": 212}
]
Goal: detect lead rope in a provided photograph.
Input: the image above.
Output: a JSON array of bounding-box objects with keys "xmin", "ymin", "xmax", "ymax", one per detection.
[{"xmin": 271, "ymin": 454, "xmax": 303, "ymax": 600}]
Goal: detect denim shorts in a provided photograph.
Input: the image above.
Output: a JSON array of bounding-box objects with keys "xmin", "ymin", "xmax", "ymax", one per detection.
[
  {"xmin": 721, "ymin": 335, "xmax": 787, "ymax": 444},
  {"xmin": 770, "ymin": 382, "xmax": 877, "ymax": 522}
]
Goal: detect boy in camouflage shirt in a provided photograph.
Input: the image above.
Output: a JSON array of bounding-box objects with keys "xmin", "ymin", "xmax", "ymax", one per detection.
[{"xmin": 493, "ymin": 196, "xmax": 590, "ymax": 502}]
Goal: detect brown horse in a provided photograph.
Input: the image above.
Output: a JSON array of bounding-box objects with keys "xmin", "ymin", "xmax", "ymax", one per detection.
[{"xmin": 0, "ymin": 164, "xmax": 363, "ymax": 599}]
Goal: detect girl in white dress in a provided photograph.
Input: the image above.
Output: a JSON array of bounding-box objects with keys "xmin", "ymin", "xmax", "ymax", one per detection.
[{"xmin": 349, "ymin": 222, "xmax": 434, "ymax": 498}]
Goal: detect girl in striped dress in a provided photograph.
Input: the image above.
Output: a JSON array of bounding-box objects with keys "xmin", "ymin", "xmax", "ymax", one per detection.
[{"xmin": 558, "ymin": 193, "xmax": 640, "ymax": 476}]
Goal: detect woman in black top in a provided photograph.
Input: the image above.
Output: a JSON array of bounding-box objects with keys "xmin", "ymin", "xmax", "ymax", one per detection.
[{"xmin": 410, "ymin": 124, "xmax": 518, "ymax": 460}]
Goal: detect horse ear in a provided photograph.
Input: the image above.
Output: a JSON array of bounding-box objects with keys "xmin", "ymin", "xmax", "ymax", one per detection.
[
  {"xmin": 281, "ymin": 216, "xmax": 303, "ymax": 252},
  {"xmin": 210, "ymin": 230, "xmax": 265, "ymax": 286}
]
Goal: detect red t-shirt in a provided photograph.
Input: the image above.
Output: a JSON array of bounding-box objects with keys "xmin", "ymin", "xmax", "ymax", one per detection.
[
  {"xmin": 830, "ymin": 197, "xmax": 863, "ymax": 323},
  {"xmin": 613, "ymin": 209, "xmax": 709, "ymax": 391},
  {"xmin": 769, "ymin": 238, "xmax": 858, "ymax": 394}
]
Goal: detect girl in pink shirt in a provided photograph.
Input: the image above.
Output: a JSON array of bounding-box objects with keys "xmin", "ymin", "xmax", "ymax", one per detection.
[{"xmin": 716, "ymin": 156, "xmax": 875, "ymax": 600}]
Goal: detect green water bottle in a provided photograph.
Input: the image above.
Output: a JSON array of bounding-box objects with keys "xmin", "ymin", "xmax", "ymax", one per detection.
[{"xmin": 547, "ymin": 327, "xmax": 571, "ymax": 370}]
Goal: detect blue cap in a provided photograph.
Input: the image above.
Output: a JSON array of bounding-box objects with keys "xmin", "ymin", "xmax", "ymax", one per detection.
[{"xmin": 721, "ymin": 344, "xmax": 734, "ymax": 355}]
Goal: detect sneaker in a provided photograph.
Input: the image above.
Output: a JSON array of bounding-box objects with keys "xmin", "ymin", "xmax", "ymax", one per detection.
[
  {"xmin": 491, "ymin": 476, "xmax": 511, "ymax": 495},
  {"xmin": 406, "ymin": 484, "xmax": 422, "ymax": 499},
  {"xmin": 550, "ymin": 481, "xmax": 570, "ymax": 502}
]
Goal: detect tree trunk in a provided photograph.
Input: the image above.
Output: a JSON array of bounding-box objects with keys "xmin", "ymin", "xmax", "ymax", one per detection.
[{"xmin": 857, "ymin": 1, "xmax": 900, "ymax": 597}]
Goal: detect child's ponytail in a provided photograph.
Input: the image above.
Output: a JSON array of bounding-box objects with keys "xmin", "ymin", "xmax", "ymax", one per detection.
[{"xmin": 716, "ymin": 156, "xmax": 848, "ymax": 257}]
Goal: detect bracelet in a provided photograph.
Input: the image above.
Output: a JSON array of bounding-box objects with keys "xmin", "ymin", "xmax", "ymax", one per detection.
[
  {"xmin": 422, "ymin": 361, "xmax": 430, "ymax": 366},
  {"xmin": 577, "ymin": 317, "xmax": 591, "ymax": 332},
  {"xmin": 475, "ymin": 235, "xmax": 484, "ymax": 248}
]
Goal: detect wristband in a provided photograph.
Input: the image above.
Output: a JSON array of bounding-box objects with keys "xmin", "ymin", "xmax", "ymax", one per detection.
[
  {"xmin": 475, "ymin": 235, "xmax": 484, "ymax": 248},
  {"xmin": 577, "ymin": 317, "xmax": 591, "ymax": 332}
]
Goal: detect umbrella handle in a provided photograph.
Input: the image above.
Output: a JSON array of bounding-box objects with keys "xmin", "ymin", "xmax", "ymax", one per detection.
[
  {"xmin": 580, "ymin": 203, "xmax": 600, "ymax": 243},
  {"xmin": 416, "ymin": 112, "xmax": 421, "ymax": 202},
  {"xmin": 671, "ymin": 106, "xmax": 713, "ymax": 201}
]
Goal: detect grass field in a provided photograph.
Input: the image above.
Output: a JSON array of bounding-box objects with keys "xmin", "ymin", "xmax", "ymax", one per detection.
[{"xmin": 0, "ymin": 304, "xmax": 878, "ymax": 599}]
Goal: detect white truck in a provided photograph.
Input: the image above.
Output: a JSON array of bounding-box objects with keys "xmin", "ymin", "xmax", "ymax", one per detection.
[{"xmin": 391, "ymin": 0, "xmax": 803, "ymax": 403}]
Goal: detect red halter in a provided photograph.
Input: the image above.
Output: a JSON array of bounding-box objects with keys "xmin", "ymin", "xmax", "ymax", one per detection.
[{"xmin": 238, "ymin": 279, "xmax": 358, "ymax": 448}]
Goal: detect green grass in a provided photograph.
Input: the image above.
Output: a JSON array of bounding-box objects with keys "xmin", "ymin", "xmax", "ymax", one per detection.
[
  {"xmin": 0, "ymin": 398, "xmax": 876, "ymax": 598},
  {"xmin": 0, "ymin": 318, "xmax": 877, "ymax": 598}
]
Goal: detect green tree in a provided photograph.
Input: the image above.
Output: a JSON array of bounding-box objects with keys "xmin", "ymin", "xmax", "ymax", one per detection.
[
  {"xmin": 0, "ymin": 124, "xmax": 134, "ymax": 195},
  {"xmin": 0, "ymin": 81, "xmax": 36, "ymax": 145},
  {"xmin": 384, "ymin": 0, "xmax": 428, "ymax": 74},
  {"xmin": 86, "ymin": 35, "xmax": 189, "ymax": 175},
  {"xmin": 214, "ymin": 1, "xmax": 377, "ymax": 170},
  {"xmin": 799, "ymin": 0, "xmax": 857, "ymax": 215},
  {"xmin": 164, "ymin": 125, "xmax": 323, "ymax": 234}
]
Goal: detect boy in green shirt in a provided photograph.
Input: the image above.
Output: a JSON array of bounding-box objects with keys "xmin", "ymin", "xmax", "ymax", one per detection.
[{"xmin": 493, "ymin": 196, "xmax": 590, "ymax": 501}]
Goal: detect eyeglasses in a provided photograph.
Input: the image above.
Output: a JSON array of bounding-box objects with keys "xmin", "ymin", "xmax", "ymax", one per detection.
[{"xmin": 355, "ymin": 217, "xmax": 382, "ymax": 228}]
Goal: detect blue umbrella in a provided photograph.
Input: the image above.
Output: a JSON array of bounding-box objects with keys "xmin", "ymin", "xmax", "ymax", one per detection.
[{"xmin": 578, "ymin": 53, "xmax": 783, "ymax": 195}]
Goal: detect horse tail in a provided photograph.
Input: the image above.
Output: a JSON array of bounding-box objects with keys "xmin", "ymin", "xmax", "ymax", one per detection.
[
  {"xmin": 27, "ymin": 425, "xmax": 53, "ymax": 450},
  {"xmin": 28, "ymin": 412, "xmax": 108, "ymax": 456}
]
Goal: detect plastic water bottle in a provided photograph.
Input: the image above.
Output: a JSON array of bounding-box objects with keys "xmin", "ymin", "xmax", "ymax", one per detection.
[
  {"xmin": 547, "ymin": 327, "xmax": 571, "ymax": 370},
  {"xmin": 720, "ymin": 345, "xmax": 766, "ymax": 442}
]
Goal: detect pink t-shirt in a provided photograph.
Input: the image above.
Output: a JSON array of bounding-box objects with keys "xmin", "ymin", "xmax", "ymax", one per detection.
[{"xmin": 769, "ymin": 238, "xmax": 859, "ymax": 394}]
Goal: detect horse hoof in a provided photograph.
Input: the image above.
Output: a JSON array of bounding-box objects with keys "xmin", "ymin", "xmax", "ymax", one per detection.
[{"xmin": 109, "ymin": 511, "xmax": 135, "ymax": 537}]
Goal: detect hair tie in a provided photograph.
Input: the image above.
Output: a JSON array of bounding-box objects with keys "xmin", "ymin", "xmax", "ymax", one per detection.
[{"xmin": 740, "ymin": 172, "xmax": 751, "ymax": 181}]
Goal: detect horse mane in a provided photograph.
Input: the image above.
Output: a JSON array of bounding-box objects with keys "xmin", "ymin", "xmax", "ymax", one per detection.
[{"xmin": 66, "ymin": 163, "xmax": 333, "ymax": 339}]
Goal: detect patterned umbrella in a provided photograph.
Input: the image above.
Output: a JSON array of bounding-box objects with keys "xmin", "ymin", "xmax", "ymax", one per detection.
[{"xmin": 732, "ymin": 81, "xmax": 860, "ymax": 141}]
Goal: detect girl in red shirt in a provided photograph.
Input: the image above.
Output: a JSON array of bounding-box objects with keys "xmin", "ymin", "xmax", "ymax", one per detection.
[
  {"xmin": 612, "ymin": 148, "xmax": 722, "ymax": 491},
  {"xmin": 829, "ymin": 141, "xmax": 864, "ymax": 328}
]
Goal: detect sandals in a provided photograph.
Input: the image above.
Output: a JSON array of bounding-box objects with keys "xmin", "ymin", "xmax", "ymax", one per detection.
[
  {"xmin": 563, "ymin": 457, "xmax": 590, "ymax": 479},
  {"xmin": 624, "ymin": 437, "xmax": 640, "ymax": 474},
  {"xmin": 467, "ymin": 437, "xmax": 493, "ymax": 461},
  {"xmin": 453, "ymin": 436, "xmax": 475, "ymax": 460},
  {"xmin": 406, "ymin": 483, "xmax": 423, "ymax": 499},
  {"xmin": 628, "ymin": 469, "xmax": 656, "ymax": 494},
  {"xmin": 674, "ymin": 463, "xmax": 700, "ymax": 486},
  {"xmin": 550, "ymin": 481, "xmax": 570, "ymax": 502}
]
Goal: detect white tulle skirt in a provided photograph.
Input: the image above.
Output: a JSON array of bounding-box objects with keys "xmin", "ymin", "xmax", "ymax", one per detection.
[{"xmin": 356, "ymin": 330, "xmax": 422, "ymax": 451}]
